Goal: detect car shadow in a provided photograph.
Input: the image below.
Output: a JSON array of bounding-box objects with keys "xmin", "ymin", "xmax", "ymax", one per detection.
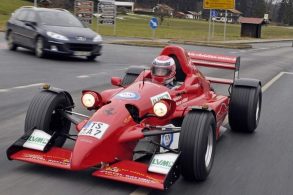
[{"xmin": 14, "ymin": 49, "xmax": 100, "ymax": 63}]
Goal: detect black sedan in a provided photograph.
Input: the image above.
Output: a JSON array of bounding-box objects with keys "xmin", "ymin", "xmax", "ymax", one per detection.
[{"xmin": 6, "ymin": 6, "xmax": 102, "ymax": 60}]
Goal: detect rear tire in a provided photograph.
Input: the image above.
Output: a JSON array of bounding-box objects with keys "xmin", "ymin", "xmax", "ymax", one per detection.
[
  {"xmin": 179, "ymin": 111, "xmax": 216, "ymax": 181},
  {"xmin": 7, "ymin": 31, "xmax": 17, "ymax": 51},
  {"xmin": 24, "ymin": 91, "xmax": 73, "ymax": 147},
  {"xmin": 121, "ymin": 66, "xmax": 147, "ymax": 86},
  {"xmin": 229, "ymin": 84, "xmax": 262, "ymax": 133}
]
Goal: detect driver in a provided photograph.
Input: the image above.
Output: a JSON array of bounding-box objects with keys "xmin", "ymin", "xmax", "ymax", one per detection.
[{"xmin": 151, "ymin": 55, "xmax": 177, "ymax": 89}]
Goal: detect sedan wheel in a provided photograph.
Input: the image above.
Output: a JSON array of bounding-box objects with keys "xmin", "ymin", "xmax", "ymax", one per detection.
[
  {"xmin": 35, "ymin": 37, "xmax": 45, "ymax": 58},
  {"xmin": 7, "ymin": 32, "xmax": 17, "ymax": 51}
]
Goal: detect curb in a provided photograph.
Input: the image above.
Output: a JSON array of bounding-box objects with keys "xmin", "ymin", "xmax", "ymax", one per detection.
[
  {"xmin": 108, "ymin": 40, "xmax": 252, "ymax": 49},
  {"xmin": 108, "ymin": 41, "xmax": 168, "ymax": 48},
  {"xmin": 169, "ymin": 40, "xmax": 252, "ymax": 49}
]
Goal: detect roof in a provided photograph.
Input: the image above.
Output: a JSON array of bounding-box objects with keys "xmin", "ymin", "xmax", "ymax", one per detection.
[
  {"xmin": 20, "ymin": 6, "xmax": 68, "ymax": 12},
  {"xmin": 239, "ymin": 17, "xmax": 265, "ymax": 24},
  {"xmin": 228, "ymin": 9, "xmax": 242, "ymax": 14}
]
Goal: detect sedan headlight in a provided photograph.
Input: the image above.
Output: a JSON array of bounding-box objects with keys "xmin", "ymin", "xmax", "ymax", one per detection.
[
  {"xmin": 93, "ymin": 35, "xmax": 102, "ymax": 43},
  {"xmin": 47, "ymin": 32, "xmax": 69, "ymax": 41}
]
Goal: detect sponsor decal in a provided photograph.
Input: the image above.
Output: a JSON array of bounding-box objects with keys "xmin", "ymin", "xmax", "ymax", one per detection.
[
  {"xmin": 79, "ymin": 121, "xmax": 109, "ymax": 139},
  {"xmin": 150, "ymin": 92, "xmax": 171, "ymax": 105},
  {"xmin": 123, "ymin": 115, "xmax": 132, "ymax": 124},
  {"xmin": 101, "ymin": 169, "xmax": 158, "ymax": 184},
  {"xmin": 173, "ymin": 96, "xmax": 182, "ymax": 102},
  {"xmin": 115, "ymin": 92, "xmax": 140, "ymax": 100},
  {"xmin": 23, "ymin": 130, "xmax": 51, "ymax": 151},
  {"xmin": 161, "ymin": 134, "xmax": 173, "ymax": 148},
  {"xmin": 189, "ymin": 52, "xmax": 236, "ymax": 63},
  {"xmin": 176, "ymin": 97, "xmax": 188, "ymax": 106},
  {"xmin": 104, "ymin": 107, "xmax": 116, "ymax": 116},
  {"xmin": 148, "ymin": 153, "xmax": 179, "ymax": 175}
]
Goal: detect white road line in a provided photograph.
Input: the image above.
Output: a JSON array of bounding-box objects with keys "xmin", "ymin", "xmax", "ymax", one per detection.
[
  {"xmin": 222, "ymin": 71, "xmax": 293, "ymax": 126},
  {"xmin": 76, "ymin": 68, "xmax": 129, "ymax": 79},
  {"xmin": 0, "ymin": 83, "xmax": 44, "ymax": 93}
]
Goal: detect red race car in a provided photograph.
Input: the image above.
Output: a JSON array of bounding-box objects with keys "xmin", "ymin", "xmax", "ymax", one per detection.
[{"xmin": 7, "ymin": 46, "xmax": 262, "ymax": 190}]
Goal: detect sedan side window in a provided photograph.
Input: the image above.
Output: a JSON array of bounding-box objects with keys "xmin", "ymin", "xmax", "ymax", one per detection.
[
  {"xmin": 16, "ymin": 10, "xmax": 28, "ymax": 21},
  {"xmin": 26, "ymin": 11, "xmax": 36, "ymax": 22}
]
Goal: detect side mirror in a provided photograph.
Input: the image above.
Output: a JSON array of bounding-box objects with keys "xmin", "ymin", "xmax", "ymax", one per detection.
[
  {"xmin": 111, "ymin": 77, "xmax": 122, "ymax": 87},
  {"xmin": 25, "ymin": 21, "xmax": 37, "ymax": 28}
]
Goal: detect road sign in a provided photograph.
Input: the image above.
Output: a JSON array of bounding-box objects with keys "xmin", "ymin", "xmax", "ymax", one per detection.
[
  {"xmin": 204, "ymin": 0, "xmax": 235, "ymax": 10},
  {"xmin": 98, "ymin": 0, "xmax": 116, "ymax": 25},
  {"xmin": 211, "ymin": 10, "xmax": 217, "ymax": 18},
  {"xmin": 149, "ymin": 17, "xmax": 158, "ymax": 30},
  {"xmin": 74, "ymin": 1, "xmax": 94, "ymax": 25}
]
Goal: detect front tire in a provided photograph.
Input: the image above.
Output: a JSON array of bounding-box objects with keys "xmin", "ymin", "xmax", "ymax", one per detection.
[
  {"xmin": 229, "ymin": 83, "xmax": 262, "ymax": 133},
  {"xmin": 86, "ymin": 55, "xmax": 98, "ymax": 61},
  {"xmin": 7, "ymin": 31, "xmax": 17, "ymax": 51},
  {"xmin": 35, "ymin": 36, "xmax": 46, "ymax": 58},
  {"xmin": 179, "ymin": 111, "xmax": 216, "ymax": 181},
  {"xmin": 24, "ymin": 91, "xmax": 73, "ymax": 147}
]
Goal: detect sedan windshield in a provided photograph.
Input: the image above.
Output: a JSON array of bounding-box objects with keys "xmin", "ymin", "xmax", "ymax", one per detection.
[{"xmin": 38, "ymin": 11, "xmax": 84, "ymax": 27}]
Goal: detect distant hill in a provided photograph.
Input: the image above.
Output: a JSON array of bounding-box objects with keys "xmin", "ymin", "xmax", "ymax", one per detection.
[{"xmin": 0, "ymin": 0, "xmax": 32, "ymax": 15}]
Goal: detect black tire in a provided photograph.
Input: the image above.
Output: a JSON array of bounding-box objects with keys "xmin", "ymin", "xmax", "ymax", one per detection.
[
  {"xmin": 35, "ymin": 36, "xmax": 46, "ymax": 58},
  {"xmin": 24, "ymin": 91, "xmax": 72, "ymax": 147},
  {"xmin": 86, "ymin": 55, "xmax": 98, "ymax": 61},
  {"xmin": 7, "ymin": 31, "xmax": 17, "ymax": 51},
  {"xmin": 121, "ymin": 66, "xmax": 147, "ymax": 86},
  {"xmin": 229, "ymin": 84, "xmax": 262, "ymax": 133},
  {"xmin": 179, "ymin": 111, "xmax": 216, "ymax": 181}
]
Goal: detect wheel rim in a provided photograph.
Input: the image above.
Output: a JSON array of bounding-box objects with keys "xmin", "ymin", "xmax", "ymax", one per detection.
[
  {"xmin": 205, "ymin": 128, "xmax": 213, "ymax": 168},
  {"xmin": 256, "ymin": 100, "xmax": 260, "ymax": 121},
  {"xmin": 8, "ymin": 33, "xmax": 13, "ymax": 48},
  {"xmin": 36, "ymin": 38, "xmax": 43, "ymax": 57}
]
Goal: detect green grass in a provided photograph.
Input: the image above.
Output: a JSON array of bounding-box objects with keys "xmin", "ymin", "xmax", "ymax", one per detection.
[
  {"xmin": 0, "ymin": 0, "xmax": 32, "ymax": 15},
  {"xmin": 1, "ymin": 1, "xmax": 293, "ymax": 41},
  {"xmin": 0, "ymin": 0, "xmax": 32, "ymax": 31},
  {"xmin": 92, "ymin": 15, "xmax": 293, "ymax": 41}
]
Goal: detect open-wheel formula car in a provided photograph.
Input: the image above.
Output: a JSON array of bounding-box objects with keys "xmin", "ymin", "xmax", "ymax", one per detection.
[{"xmin": 7, "ymin": 46, "xmax": 262, "ymax": 190}]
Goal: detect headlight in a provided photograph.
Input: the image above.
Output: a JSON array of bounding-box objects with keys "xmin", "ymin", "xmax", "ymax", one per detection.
[
  {"xmin": 93, "ymin": 35, "xmax": 102, "ymax": 43},
  {"xmin": 153, "ymin": 102, "xmax": 168, "ymax": 117},
  {"xmin": 81, "ymin": 91, "xmax": 102, "ymax": 109},
  {"xmin": 82, "ymin": 93, "xmax": 96, "ymax": 108},
  {"xmin": 47, "ymin": 32, "xmax": 69, "ymax": 41}
]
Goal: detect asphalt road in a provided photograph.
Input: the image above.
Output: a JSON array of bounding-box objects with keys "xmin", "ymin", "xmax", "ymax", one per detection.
[{"xmin": 0, "ymin": 32, "xmax": 293, "ymax": 195}]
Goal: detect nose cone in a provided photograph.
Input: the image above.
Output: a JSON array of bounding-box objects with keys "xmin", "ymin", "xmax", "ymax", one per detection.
[{"xmin": 71, "ymin": 136, "xmax": 100, "ymax": 170}]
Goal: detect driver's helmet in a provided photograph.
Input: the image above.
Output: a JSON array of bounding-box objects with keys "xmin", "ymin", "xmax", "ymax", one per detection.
[{"xmin": 151, "ymin": 55, "xmax": 176, "ymax": 85}]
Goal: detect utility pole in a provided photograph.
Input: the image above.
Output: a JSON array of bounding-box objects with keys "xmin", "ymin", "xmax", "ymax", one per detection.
[{"xmin": 34, "ymin": 0, "xmax": 37, "ymax": 7}]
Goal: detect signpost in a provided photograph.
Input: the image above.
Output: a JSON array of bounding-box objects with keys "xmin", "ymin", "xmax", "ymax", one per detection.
[
  {"xmin": 211, "ymin": 10, "xmax": 217, "ymax": 38},
  {"xmin": 98, "ymin": 0, "xmax": 117, "ymax": 35},
  {"xmin": 204, "ymin": 0, "xmax": 235, "ymax": 41},
  {"xmin": 74, "ymin": 1, "xmax": 94, "ymax": 26},
  {"xmin": 149, "ymin": 17, "xmax": 159, "ymax": 39},
  {"xmin": 204, "ymin": 0, "xmax": 235, "ymax": 10}
]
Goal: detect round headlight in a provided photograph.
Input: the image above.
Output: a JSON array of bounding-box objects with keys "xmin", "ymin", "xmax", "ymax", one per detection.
[
  {"xmin": 153, "ymin": 102, "xmax": 168, "ymax": 117},
  {"xmin": 81, "ymin": 93, "xmax": 96, "ymax": 108}
]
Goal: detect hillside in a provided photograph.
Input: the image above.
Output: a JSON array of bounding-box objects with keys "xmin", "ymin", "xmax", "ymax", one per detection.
[{"xmin": 0, "ymin": 0, "xmax": 32, "ymax": 30}]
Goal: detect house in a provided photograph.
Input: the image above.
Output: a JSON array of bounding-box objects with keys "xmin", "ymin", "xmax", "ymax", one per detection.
[{"xmin": 239, "ymin": 17, "xmax": 266, "ymax": 38}]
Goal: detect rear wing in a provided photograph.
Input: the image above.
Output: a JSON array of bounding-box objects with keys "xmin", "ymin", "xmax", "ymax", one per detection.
[{"xmin": 188, "ymin": 51, "xmax": 240, "ymax": 85}]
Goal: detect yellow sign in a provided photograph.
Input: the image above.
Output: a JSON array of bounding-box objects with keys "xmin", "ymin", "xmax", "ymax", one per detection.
[{"xmin": 204, "ymin": 0, "xmax": 235, "ymax": 10}]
